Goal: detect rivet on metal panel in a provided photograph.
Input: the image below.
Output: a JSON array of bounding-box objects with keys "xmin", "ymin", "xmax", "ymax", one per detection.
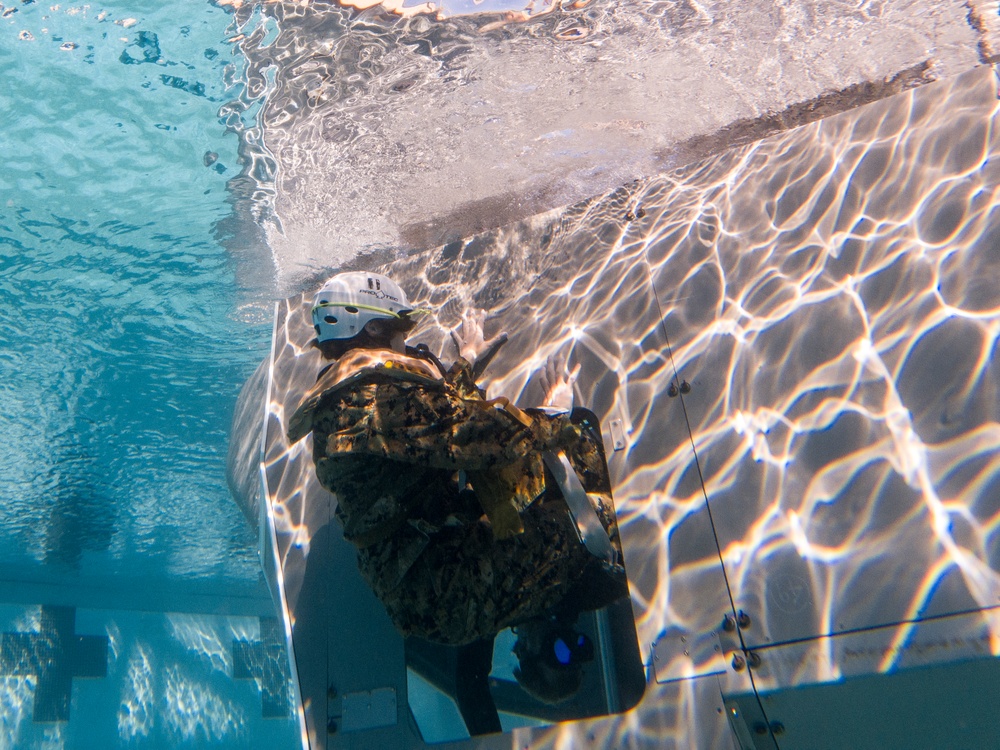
[
  {"xmin": 731, "ymin": 654, "xmax": 746, "ymax": 671},
  {"xmin": 747, "ymin": 651, "xmax": 762, "ymax": 668},
  {"xmin": 736, "ymin": 610, "xmax": 751, "ymax": 629},
  {"xmin": 721, "ymin": 614, "xmax": 736, "ymax": 632}
]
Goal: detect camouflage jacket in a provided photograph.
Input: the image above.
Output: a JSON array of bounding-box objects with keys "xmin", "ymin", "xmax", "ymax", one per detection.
[
  {"xmin": 286, "ymin": 345, "xmax": 623, "ymax": 642},
  {"xmin": 288, "ymin": 346, "xmax": 611, "ymax": 541}
]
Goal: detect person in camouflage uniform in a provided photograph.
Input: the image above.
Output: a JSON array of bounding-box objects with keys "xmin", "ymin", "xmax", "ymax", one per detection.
[{"xmin": 287, "ymin": 272, "xmax": 627, "ymax": 648}]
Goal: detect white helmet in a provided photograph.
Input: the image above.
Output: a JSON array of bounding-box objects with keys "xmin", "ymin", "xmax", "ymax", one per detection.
[{"xmin": 311, "ymin": 272, "xmax": 415, "ymax": 342}]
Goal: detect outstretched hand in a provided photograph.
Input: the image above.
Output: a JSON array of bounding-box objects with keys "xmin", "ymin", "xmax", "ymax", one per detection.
[
  {"xmin": 538, "ymin": 353, "xmax": 580, "ymax": 411},
  {"xmin": 451, "ymin": 309, "xmax": 508, "ymax": 365}
]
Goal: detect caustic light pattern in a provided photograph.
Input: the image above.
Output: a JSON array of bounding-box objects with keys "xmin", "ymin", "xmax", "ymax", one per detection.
[{"xmin": 236, "ymin": 65, "xmax": 1000, "ymax": 749}]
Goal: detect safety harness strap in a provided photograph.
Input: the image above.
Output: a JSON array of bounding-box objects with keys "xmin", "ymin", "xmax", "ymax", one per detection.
[{"xmin": 542, "ymin": 450, "xmax": 617, "ymax": 563}]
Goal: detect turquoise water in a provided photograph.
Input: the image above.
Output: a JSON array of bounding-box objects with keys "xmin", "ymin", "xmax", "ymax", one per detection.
[
  {"xmin": 1, "ymin": 2, "xmax": 300, "ymax": 746},
  {"xmin": 5, "ymin": 0, "xmax": 999, "ymax": 747},
  {"xmin": 2, "ymin": 0, "xmax": 264, "ymax": 582}
]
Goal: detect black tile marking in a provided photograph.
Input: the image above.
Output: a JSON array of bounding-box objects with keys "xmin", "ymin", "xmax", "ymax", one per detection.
[
  {"xmin": 233, "ymin": 617, "xmax": 291, "ymax": 718},
  {"xmin": 0, "ymin": 605, "xmax": 109, "ymax": 722}
]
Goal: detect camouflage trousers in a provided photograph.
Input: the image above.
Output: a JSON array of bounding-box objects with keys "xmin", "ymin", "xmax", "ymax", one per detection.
[
  {"xmin": 353, "ymin": 481, "xmax": 620, "ymax": 646},
  {"xmin": 303, "ymin": 370, "xmax": 628, "ymax": 645}
]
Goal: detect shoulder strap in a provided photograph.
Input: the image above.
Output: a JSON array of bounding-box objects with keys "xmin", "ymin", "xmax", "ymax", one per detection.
[{"xmin": 405, "ymin": 342, "xmax": 449, "ymax": 378}]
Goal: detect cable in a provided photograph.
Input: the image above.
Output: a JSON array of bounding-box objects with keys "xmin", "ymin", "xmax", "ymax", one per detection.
[{"xmin": 644, "ymin": 258, "xmax": 781, "ymax": 750}]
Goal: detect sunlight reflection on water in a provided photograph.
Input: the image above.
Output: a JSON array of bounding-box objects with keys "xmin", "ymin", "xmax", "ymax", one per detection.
[
  {"xmin": 221, "ymin": 0, "xmax": 975, "ymax": 293},
  {"xmin": 230, "ymin": 64, "xmax": 1000, "ymax": 747}
]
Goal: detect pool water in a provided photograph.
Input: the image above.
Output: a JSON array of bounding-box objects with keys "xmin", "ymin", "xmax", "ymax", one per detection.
[
  {"xmin": 1, "ymin": 1, "xmax": 299, "ymax": 746},
  {"xmin": 5, "ymin": 0, "xmax": 1000, "ymax": 748}
]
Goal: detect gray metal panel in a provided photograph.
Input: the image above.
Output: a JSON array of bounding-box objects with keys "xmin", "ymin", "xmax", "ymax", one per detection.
[
  {"xmin": 226, "ymin": 63, "xmax": 1000, "ymax": 750},
  {"xmin": 727, "ymin": 656, "xmax": 1000, "ymax": 750},
  {"xmin": 644, "ymin": 63, "xmax": 1000, "ymax": 653},
  {"xmin": 254, "ymin": 198, "xmax": 669, "ymax": 747}
]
